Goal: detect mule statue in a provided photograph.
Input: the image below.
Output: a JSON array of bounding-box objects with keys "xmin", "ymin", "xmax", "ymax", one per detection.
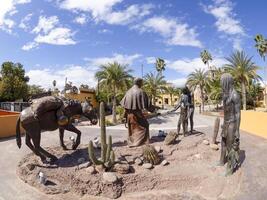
[{"xmin": 16, "ymin": 96, "xmax": 98, "ymax": 163}]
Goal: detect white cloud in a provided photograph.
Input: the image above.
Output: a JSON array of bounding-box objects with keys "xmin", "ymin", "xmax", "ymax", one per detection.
[
  {"xmin": 32, "ymin": 16, "xmax": 59, "ymax": 34},
  {"xmin": 169, "ymin": 78, "xmax": 187, "ymax": 87},
  {"xmin": 22, "ymin": 15, "xmax": 76, "ymax": 50},
  {"xmin": 0, "ymin": 0, "xmax": 31, "ymax": 33},
  {"xmin": 19, "ymin": 13, "xmax": 33, "ymax": 30},
  {"xmin": 133, "ymin": 16, "xmax": 202, "ymax": 47},
  {"xmin": 202, "ymin": 0, "xmax": 245, "ymax": 50},
  {"xmin": 167, "ymin": 57, "xmax": 226, "ymax": 74},
  {"xmin": 34, "ymin": 27, "xmax": 76, "ymax": 45},
  {"xmin": 74, "ymin": 14, "xmax": 87, "ymax": 25},
  {"xmin": 84, "ymin": 53, "xmax": 142, "ymax": 66},
  {"xmin": 27, "ymin": 65, "xmax": 97, "ymax": 89},
  {"xmin": 58, "ymin": 0, "xmax": 153, "ymax": 25}
]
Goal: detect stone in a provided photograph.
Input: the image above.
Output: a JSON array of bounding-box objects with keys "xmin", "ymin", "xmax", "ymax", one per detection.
[
  {"xmin": 161, "ymin": 160, "xmax": 169, "ymax": 166},
  {"xmin": 210, "ymin": 143, "xmax": 219, "ymax": 151},
  {"xmin": 103, "ymin": 172, "xmax": 118, "ymax": 183},
  {"xmin": 194, "ymin": 154, "xmax": 201, "ymax": 159},
  {"xmin": 154, "ymin": 146, "xmax": 162, "ymax": 153},
  {"xmin": 134, "ymin": 157, "xmax": 143, "ymax": 165},
  {"xmin": 113, "ymin": 163, "xmax": 130, "ymax": 174},
  {"xmin": 77, "ymin": 157, "xmax": 85, "ymax": 164},
  {"xmin": 78, "ymin": 161, "xmax": 91, "ymax": 169},
  {"xmin": 203, "ymin": 139, "xmax": 210, "ymax": 145},
  {"xmin": 86, "ymin": 166, "xmax": 96, "ymax": 174},
  {"xmin": 95, "ymin": 165, "xmax": 105, "ymax": 173},
  {"xmin": 26, "ymin": 163, "xmax": 35, "ymax": 171},
  {"xmin": 125, "ymin": 156, "xmax": 134, "ymax": 164},
  {"xmin": 143, "ymin": 163, "xmax": 153, "ymax": 169}
]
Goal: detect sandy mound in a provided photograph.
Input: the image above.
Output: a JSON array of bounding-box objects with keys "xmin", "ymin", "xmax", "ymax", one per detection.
[{"xmin": 17, "ymin": 131, "xmax": 243, "ymax": 199}]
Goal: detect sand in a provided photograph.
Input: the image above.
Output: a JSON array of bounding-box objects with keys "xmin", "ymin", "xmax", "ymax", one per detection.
[{"xmin": 17, "ymin": 131, "xmax": 243, "ymax": 199}]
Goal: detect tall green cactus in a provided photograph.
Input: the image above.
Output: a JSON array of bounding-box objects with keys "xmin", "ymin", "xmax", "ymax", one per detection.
[{"xmin": 88, "ymin": 102, "xmax": 115, "ymax": 168}]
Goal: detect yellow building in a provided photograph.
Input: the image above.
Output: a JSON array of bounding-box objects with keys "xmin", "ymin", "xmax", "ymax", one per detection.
[{"xmin": 65, "ymin": 87, "xmax": 98, "ymax": 108}]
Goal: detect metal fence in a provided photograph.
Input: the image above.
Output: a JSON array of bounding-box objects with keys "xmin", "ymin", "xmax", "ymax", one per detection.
[{"xmin": 0, "ymin": 102, "xmax": 30, "ymax": 112}]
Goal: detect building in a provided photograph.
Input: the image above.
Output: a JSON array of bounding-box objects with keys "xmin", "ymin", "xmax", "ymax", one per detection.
[
  {"xmin": 65, "ymin": 87, "xmax": 98, "ymax": 108},
  {"xmin": 154, "ymin": 83, "xmax": 180, "ymax": 108}
]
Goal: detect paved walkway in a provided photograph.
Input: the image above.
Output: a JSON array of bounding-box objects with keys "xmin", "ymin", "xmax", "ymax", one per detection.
[{"xmin": 0, "ymin": 113, "xmax": 267, "ymax": 200}]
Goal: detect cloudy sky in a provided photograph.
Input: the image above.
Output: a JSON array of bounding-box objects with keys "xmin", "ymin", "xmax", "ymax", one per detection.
[{"xmin": 0, "ymin": 0, "xmax": 266, "ymax": 89}]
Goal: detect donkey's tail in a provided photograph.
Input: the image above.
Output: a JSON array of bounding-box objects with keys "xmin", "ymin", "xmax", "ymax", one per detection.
[{"xmin": 16, "ymin": 117, "xmax": 22, "ymax": 148}]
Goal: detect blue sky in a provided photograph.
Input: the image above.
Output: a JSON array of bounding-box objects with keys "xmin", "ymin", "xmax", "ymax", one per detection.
[{"xmin": 0, "ymin": 0, "xmax": 266, "ymax": 89}]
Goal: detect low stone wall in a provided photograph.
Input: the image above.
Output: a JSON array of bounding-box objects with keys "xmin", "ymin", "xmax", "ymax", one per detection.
[
  {"xmin": 0, "ymin": 110, "xmax": 24, "ymax": 138},
  {"xmin": 240, "ymin": 110, "xmax": 267, "ymax": 139}
]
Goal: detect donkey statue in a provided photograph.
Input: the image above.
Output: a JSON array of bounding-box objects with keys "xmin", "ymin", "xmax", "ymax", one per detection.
[{"xmin": 16, "ymin": 97, "xmax": 98, "ymax": 163}]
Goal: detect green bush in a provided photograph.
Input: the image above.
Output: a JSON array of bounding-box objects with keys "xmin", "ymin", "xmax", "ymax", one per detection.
[{"xmin": 116, "ymin": 105, "xmax": 125, "ymax": 120}]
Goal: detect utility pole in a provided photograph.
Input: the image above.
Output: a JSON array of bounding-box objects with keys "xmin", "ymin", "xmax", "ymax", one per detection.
[{"xmin": 141, "ymin": 63, "xmax": 144, "ymax": 78}]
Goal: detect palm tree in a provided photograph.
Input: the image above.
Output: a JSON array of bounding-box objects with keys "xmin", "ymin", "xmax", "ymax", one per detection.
[
  {"xmin": 187, "ymin": 68, "xmax": 208, "ymax": 112},
  {"xmin": 206, "ymin": 68, "xmax": 224, "ymax": 110},
  {"xmin": 200, "ymin": 50, "xmax": 212, "ymax": 69},
  {"xmin": 254, "ymin": 34, "xmax": 267, "ymax": 108},
  {"xmin": 155, "ymin": 58, "xmax": 166, "ymax": 76},
  {"xmin": 143, "ymin": 72, "xmax": 166, "ymax": 105},
  {"xmin": 164, "ymin": 85, "xmax": 181, "ymax": 106},
  {"xmin": 95, "ymin": 62, "xmax": 133, "ymax": 123},
  {"xmin": 224, "ymin": 51, "xmax": 261, "ymax": 110}
]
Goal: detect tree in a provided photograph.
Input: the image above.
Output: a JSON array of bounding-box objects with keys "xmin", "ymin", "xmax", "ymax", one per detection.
[
  {"xmin": 206, "ymin": 68, "xmax": 224, "ymax": 110},
  {"xmin": 143, "ymin": 72, "xmax": 166, "ymax": 105},
  {"xmin": 0, "ymin": 62, "xmax": 29, "ymax": 101},
  {"xmin": 254, "ymin": 34, "xmax": 267, "ymax": 108},
  {"xmin": 164, "ymin": 85, "xmax": 181, "ymax": 106},
  {"xmin": 187, "ymin": 68, "xmax": 208, "ymax": 112},
  {"xmin": 200, "ymin": 50, "xmax": 212, "ymax": 69},
  {"xmin": 224, "ymin": 51, "xmax": 261, "ymax": 110},
  {"xmin": 28, "ymin": 85, "xmax": 46, "ymax": 98},
  {"xmin": 155, "ymin": 58, "xmax": 166, "ymax": 76},
  {"xmin": 95, "ymin": 62, "xmax": 133, "ymax": 124}
]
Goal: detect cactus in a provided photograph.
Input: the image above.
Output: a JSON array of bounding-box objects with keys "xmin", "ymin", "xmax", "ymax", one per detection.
[
  {"xmin": 143, "ymin": 145, "xmax": 161, "ymax": 165},
  {"xmin": 88, "ymin": 102, "xmax": 115, "ymax": 168},
  {"xmin": 212, "ymin": 117, "xmax": 220, "ymax": 144},
  {"xmin": 164, "ymin": 131, "xmax": 178, "ymax": 145}
]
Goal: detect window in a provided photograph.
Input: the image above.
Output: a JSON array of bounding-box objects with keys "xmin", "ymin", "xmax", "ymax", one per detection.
[{"xmin": 164, "ymin": 98, "xmax": 169, "ymax": 105}]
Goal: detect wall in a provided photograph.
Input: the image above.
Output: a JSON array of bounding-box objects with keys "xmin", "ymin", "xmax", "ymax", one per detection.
[
  {"xmin": 65, "ymin": 90, "xmax": 98, "ymax": 108},
  {"xmin": 240, "ymin": 110, "xmax": 267, "ymax": 139},
  {"xmin": 155, "ymin": 94, "xmax": 180, "ymax": 107},
  {"xmin": 0, "ymin": 110, "xmax": 25, "ymax": 138}
]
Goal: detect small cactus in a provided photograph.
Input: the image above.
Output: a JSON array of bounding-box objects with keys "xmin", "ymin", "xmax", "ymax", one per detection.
[
  {"xmin": 143, "ymin": 145, "xmax": 161, "ymax": 165},
  {"xmin": 88, "ymin": 102, "xmax": 115, "ymax": 169},
  {"xmin": 164, "ymin": 131, "xmax": 178, "ymax": 145}
]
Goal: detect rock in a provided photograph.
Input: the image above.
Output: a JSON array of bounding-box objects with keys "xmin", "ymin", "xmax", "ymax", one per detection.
[
  {"xmin": 161, "ymin": 160, "xmax": 169, "ymax": 166},
  {"xmin": 203, "ymin": 139, "xmax": 210, "ymax": 145},
  {"xmin": 125, "ymin": 156, "xmax": 134, "ymax": 164},
  {"xmin": 155, "ymin": 146, "xmax": 162, "ymax": 153},
  {"xmin": 103, "ymin": 172, "xmax": 118, "ymax": 183},
  {"xmin": 140, "ymin": 156, "xmax": 144, "ymax": 161},
  {"xmin": 78, "ymin": 161, "xmax": 91, "ymax": 169},
  {"xmin": 210, "ymin": 143, "xmax": 219, "ymax": 151},
  {"xmin": 86, "ymin": 166, "xmax": 96, "ymax": 174},
  {"xmin": 134, "ymin": 157, "xmax": 143, "ymax": 165},
  {"xmin": 113, "ymin": 163, "xmax": 130, "ymax": 174},
  {"xmin": 143, "ymin": 163, "xmax": 153, "ymax": 169},
  {"xmin": 26, "ymin": 164, "xmax": 35, "ymax": 171},
  {"xmin": 93, "ymin": 137, "xmax": 101, "ymax": 148},
  {"xmin": 95, "ymin": 165, "xmax": 105, "ymax": 173},
  {"xmin": 77, "ymin": 157, "xmax": 85, "ymax": 164},
  {"xmin": 194, "ymin": 154, "xmax": 201, "ymax": 159}
]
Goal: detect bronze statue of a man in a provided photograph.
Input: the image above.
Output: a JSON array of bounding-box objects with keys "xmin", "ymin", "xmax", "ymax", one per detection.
[
  {"xmin": 219, "ymin": 73, "xmax": 241, "ymax": 176},
  {"xmin": 185, "ymin": 86, "xmax": 194, "ymax": 134},
  {"xmin": 169, "ymin": 88, "xmax": 189, "ymax": 136},
  {"xmin": 120, "ymin": 78, "xmax": 154, "ymax": 147}
]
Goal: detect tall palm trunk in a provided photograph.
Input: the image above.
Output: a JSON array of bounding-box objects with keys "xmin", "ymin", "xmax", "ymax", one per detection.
[
  {"xmin": 200, "ymin": 87, "xmax": 204, "ymax": 112},
  {"xmin": 241, "ymin": 81, "xmax": 247, "ymax": 110},
  {"xmin": 112, "ymin": 96, "xmax": 117, "ymax": 124}
]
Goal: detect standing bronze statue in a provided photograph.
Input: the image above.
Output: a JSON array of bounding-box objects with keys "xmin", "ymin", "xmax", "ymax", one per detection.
[
  {"xmin": 120, "ymin": 78, "xmax": 154, "ymax": 147},
  {"xmin": 16, "ymin": 97, "xmax": 98, "ymax": 163},
  {"xmin": 169, "ymin": 88, "xmax": 189, "ymax": 136},
  {"xmin": 219, "ymin": 73, "xmax": 241, "ymax": 176},
  {"xmin": 186, "ymin": 86, "xmax": 194, "ymax": 134}
]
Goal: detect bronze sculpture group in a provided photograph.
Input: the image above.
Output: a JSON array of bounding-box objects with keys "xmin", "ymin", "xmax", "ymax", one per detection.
[{"xmin": 16, "ymin": 73, "xmax": 241, "ymax": 175}]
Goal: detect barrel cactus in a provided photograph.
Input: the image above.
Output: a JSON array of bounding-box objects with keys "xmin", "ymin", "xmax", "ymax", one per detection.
[
  {"xmin": 164, "ymin": 131, "xmax": 178, "ymax": 145},
  {"xmin": 142, "ymin": 145, "xmax": 161, "ymax": 165}
]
